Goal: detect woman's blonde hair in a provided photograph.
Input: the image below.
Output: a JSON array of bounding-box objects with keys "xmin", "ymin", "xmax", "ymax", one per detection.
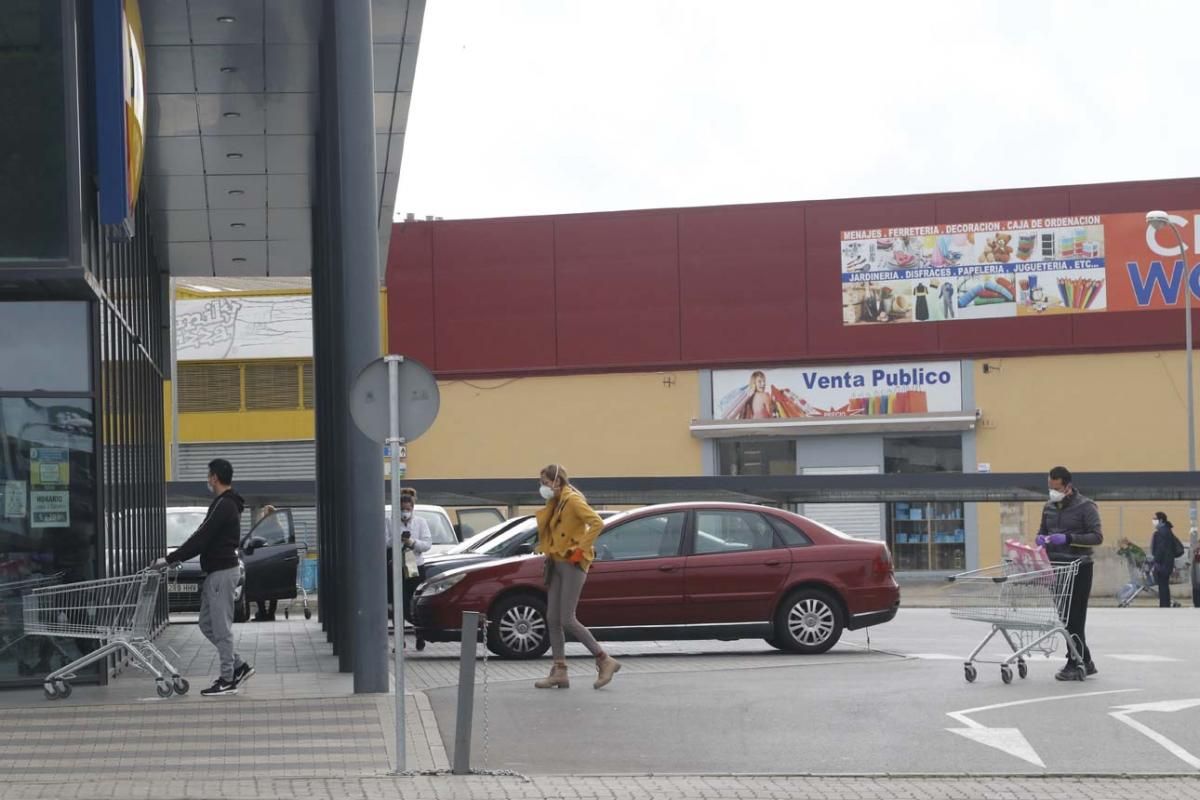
[{"xmin": 540, "ymin": 464, "xmax": 571, "ymax": 488}]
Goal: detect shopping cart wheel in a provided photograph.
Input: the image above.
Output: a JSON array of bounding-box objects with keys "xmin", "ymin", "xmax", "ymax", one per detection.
[
  {"xmin": 53, "ymin": 680, "xmax": 71, "ymax": 699},
  {"xmin": 1000, "ymin": 665, "xmax": 1013, "ymax": 684},
  {"xmin": 173, "ymin": 677, "xmax": 190, "ymax": 695},
  {"xmin": 964, "ymin": 665, "xmax": 977, "ymax": 683},
  {"xmin": 43, "ymin": 682, "xmax": 58, "ymax": 700},
  {"xmin": 304, "ymin": 608, "xmax": 312, "ymax": 620},
  {"xmin": 1017, "ymin": 661, "xmax": 1028, "ymax": 679},
  {"xmin": 155, "ymin": 680, "xmax": 174, "ymax": 698}
]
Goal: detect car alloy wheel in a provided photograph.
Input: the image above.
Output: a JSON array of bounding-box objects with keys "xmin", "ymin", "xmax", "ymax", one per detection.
[
  {"xmin": 487, "ymin": 594, "xmax": 549, "ymax": 659},
  {"xmin": 775, "ymin": 589, "xmax": 843, "ymax": 654}
]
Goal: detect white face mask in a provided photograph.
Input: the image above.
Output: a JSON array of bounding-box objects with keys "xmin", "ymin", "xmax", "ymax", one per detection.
[
  {"xmin": 400, "ymin": 510, "xmax": 412, "ymax": 522},
  {"xmin": 539, "ymin": 484, "xmax": 555, "ymax": 501},
  {"xmin": 1048, "ymin": 488, "xmax": 1066, "ymax": 503},
  {"xmin": 1152, "ymin": 518, "xmax": 1161, "ymax": 526}
]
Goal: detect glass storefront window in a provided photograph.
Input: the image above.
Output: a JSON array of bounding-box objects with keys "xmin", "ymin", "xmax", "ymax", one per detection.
[
  {"xmin": 0, "ymin": 397, "xmax": 97, "ymax": 683},
  {"xmin": 0, "ymin": 0, "xmax": 67, "ymax": 261},
  {"xmin": 885, "ymin": 436, "xmax": 964, "ymax": 571},
  {"xmin": 718, "ymin": 439, "xmax": 796, "ymax": 476},
  {"xmin": 0, "ymin": 303, "xmax": 91, "ymax": 392}
]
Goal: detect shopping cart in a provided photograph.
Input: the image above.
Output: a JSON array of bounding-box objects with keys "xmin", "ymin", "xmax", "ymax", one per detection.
[
  {"xmin": 0, "ymin": 573, "xmax": 70, "ymax": 673},
  {"xmin": 22, "ymin": 567, "xmax": 188, "ymax": 700},
  {"xmin": 946, "ymin": 559, "xmax": 1083, "ymax": 684},
  {"xmin": 282, "ymin": 543, "xmax": 312, "ymax": 620},
  {"xmin": 1116, "ymin": 551, "xmax": 1157, "ymax": 607}
]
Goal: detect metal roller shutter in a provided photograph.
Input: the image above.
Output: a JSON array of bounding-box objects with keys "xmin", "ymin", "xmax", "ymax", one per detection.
[
  {"xmin": 799, "ymin": 466, "xmax": 883, "ymax": 540},
  {"xmin": 178, "ymin": 440, "xmax": 316, "ymax": 480}
]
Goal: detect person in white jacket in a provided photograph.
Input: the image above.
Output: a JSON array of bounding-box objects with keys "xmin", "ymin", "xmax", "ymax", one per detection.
[{"xmin": 387, "ymin": 488, "xmax": 432, "ymax": 649}]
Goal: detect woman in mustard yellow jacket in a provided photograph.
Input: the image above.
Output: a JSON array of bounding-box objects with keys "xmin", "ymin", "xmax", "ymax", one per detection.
[{"xmin": 533, "ymin": 464, "xmax": 621, "ymax": 690}]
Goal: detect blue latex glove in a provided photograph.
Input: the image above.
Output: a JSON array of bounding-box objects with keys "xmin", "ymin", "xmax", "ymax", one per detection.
[
  {"xmin": 1035, "ymin": 534, "xmax": 1047, "ymax": 547},
  {"xmin": 1046, "ymin": 533, "xmax": 1069, "ymax": 546}
]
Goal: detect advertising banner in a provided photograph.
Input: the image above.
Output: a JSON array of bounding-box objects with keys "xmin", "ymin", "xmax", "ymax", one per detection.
[
  {"xmin": 177, "ymin": 296, "xmax": 313, "ymax": 360},
  {"xmin": 712, "ymin": 361, "xmax": 961, "ymax": 419},
  {"xmin": 840, "ymin": 210, "xmax": 1200, "ymax": 325}
]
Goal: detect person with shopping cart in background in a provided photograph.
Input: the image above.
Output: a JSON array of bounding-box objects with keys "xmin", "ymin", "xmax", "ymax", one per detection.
[
  {"xmin": 1150, "ymin": 512, "xmax": 1186, "ymax": 608},
  {"xmin": 152, "ymin": 459, "xmax": 254, "ymax": 697},
  {"xmin": 1036, "ymin": 466, "xmax": 1103, "ymax": 682}
]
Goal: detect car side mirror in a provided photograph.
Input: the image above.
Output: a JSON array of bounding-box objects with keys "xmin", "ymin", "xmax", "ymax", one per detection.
[
  {"xmin": 243, "ymin": 536, "xmax": 268, "ymax": 555},
  {"xmin": 515, "ymin": 543, "xmax": 535, "ymax": 555}
]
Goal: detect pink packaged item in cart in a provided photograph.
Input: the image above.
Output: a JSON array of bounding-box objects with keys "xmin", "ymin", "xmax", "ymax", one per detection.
[{"xmin": 1004, "ymin": 539, "xmax": 1051, "ymax": 572}]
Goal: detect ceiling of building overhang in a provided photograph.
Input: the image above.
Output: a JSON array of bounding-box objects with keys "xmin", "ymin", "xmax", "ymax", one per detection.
[{"xmin": 140, "ymin": 0, "xmax": 421, "ymax": 279}]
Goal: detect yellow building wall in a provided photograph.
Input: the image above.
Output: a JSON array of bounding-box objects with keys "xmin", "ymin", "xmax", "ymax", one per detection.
[
  {"xmin": 973, "ymin": 350, "xmax": 1199, "ymax": 566},
  {"xmin": 406, "ymin": 371, "xmax": 703, "ymax": 479}
]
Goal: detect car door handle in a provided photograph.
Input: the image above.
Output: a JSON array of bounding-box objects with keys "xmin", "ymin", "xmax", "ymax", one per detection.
[
  {"xmin": 658, "ymin": 565, "xmax": 677, "ymax": 572},
  {"xmin": 764, "ymin": 559, "xmax": 783, "ymax": 567}
]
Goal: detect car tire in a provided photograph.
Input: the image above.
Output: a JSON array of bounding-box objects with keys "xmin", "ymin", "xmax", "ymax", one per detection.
[
  {"xmin": 233, "ymin": 594, "xmax": 250, "ymax": 623},
  {"xmin": 773, "ymin": 588, "xmax": 844, "ymax": 655},
  {"xmin": 486, "ymin": 593, "xmax": 549, "ymax": 660}
]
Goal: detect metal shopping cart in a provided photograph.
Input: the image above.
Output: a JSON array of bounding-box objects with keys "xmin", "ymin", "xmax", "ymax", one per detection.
[
  {"xmin": 282, "ymin": 543, "xmax": 312, "ymax": 620},
  {"xmin": 1116, "ymin": 550, "xmax": 1157, "ymax": 607},
  {"xmin": 0, "ymin": 573, "xmax": 70, "ymax": 673},
  {"xmin": 946, "ymin": 559, "xmax": 1084, "ymax": 684},
  {"xmin": 22, "ymin": 568, "xmax": 188, "ymax": 700}
]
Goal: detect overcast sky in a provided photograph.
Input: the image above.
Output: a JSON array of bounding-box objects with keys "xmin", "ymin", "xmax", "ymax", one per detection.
[{"xmin": 393, "ymin": 0, "xmax": 1200, "ymax": 222}]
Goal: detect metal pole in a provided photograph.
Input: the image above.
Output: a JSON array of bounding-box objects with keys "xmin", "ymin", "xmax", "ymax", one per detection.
[
  {"xmin": 387, "ymin": 355, "xmax": 406, "ymax": 772},
  {"xmin": 453, "ymin": 611, "xmax": 481, "ymax": 775},
  {"xmin": 332, "ymin": 0, "xmax": 388, "ymax": 690},
  {"xmin": 169, "ymin": 278, "xmax": 179, "ymax": 480},
  {"xmin": 1167, "ymin": 222, "xmax": 1200, "ymax": 606}
]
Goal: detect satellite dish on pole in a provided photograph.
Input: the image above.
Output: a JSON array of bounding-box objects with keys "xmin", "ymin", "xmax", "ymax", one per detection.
[{"xmin": 349, "ymin": 356, "xmax": 439, "ymax": 442}]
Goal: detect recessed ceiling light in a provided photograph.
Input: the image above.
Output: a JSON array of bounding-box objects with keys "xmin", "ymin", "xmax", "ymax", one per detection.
[
  {"xmin": 222, "ymin": 111, "xmax": 241, "ymax": 119},
  {"xmin": 227, "ymin": 189, "xmax": 245, "ymax": 196},
  {"xmin": 217, "ymin": 16, "xmax": 236, "ymax": 23},
  {"xmin": 230, "ymin": 222, "xmax": 247, "ymax": 229},
  {"xmin": 231, "ymin": 257, "xmax": 247, "ymax": 263},
  {"xmin": 219, "ymin": 66, "xmax": 237, "ymax": 74},
  {"xmin": 226, "ymin": 152, "xmax": 243, "ymax": 159}
]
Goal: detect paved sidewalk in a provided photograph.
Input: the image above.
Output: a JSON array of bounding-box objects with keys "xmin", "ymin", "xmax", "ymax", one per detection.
[{"xmin": 1, "ymin": 774, "xmax": 1199, "ymax": 800}]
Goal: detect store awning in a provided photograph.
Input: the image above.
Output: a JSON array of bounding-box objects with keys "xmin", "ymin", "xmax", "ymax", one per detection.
[
  {"xmin": 688, "ymin": 411, "xmax": 979, "ymax": 439},
  {"xmin": 168, "ymin": 471, "xmax": 1200, "ymax": 508}
]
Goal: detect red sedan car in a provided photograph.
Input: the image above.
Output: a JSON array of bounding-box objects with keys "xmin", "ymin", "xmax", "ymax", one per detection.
[{"xmin": 413, "ymin": 502, "xmax": 900, "ymax": 659}]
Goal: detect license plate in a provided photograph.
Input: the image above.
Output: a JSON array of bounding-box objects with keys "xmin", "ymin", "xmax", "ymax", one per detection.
[{"xmin": 169, "ymin": 583, "xmax": 198, "ymax": 593}]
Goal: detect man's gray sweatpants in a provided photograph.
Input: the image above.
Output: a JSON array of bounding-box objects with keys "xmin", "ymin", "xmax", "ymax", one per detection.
[{"xmin": 198, "ymin": 567, "xmax": 243, "ymax": 681}]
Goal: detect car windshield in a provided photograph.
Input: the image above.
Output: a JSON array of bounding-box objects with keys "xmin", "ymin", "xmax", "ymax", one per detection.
[
  {"xmin": 474, "ymin": 519, "xmax": 539, "ymax": 554},
  {"xmin": 416, "ymin": 509, "xmax": 458, "ymax": 545},
  {"xmin": 450, "ymin": 517, "xmax": 528, "ymax": 554},
  {"xmin": 166, "ymin": 510, "xmax": 208, "ymax": 548}
]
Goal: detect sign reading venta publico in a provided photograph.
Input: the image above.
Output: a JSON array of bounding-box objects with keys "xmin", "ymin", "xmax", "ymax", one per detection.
[
  {"xmin": 713, "ymin": 361, "xmax": 961, "ymax": 420},
  {"xmin": 839, "ymin": 209, "xmax": 1200, "ymax": 326}
]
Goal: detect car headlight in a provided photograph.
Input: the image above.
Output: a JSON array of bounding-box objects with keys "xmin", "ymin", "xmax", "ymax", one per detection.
[{"xmin": 417, "ymin": 573, "xmax": 465, "ymax": 597}]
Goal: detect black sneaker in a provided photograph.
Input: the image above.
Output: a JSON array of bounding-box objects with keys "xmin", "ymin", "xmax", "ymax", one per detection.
[
  {"xmin": 1055, "ymin": 664, "xmax": 1086, "ymax": 682},
  {"xmin": 233, "ymin": 662, "xmax": 255, "ymax": 687},
  {"xmin": 200, "ymin": 678, "xmax": 239, "ymax": 696},
  {"xmin": 1085, "ymin": 660, "xmax": 1098, "ymax": 676}
]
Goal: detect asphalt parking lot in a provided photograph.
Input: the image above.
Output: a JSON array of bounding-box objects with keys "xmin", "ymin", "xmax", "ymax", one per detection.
[{"xmin": 420, "ymin": 607, "xmax": 1200, "ymax": 775}]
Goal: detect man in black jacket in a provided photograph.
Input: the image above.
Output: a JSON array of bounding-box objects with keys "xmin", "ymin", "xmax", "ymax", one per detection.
[
  {"xmin": 1036, "ymin": 465, "xmax": 1103, "ymax": 681},
  {"xmin": 154, "ymin": 459, "xmax": 254, "ymax": 696}
]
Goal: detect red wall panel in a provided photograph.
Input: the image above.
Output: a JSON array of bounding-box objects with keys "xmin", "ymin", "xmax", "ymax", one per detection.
[
  {"xmin": 679, "ymin": 204, "xmax": 807, "ymax": 364},
  {"xmin": 555, "ymin": 213, "xmax": 681, "ymax": 368},
  {"xmin": 385, "ymin": 222, "xmax": 437, "ymax": 367},
  {"xmin": 432, "ymin": 219, "xmax": 557, "ymax": 373},
  {"xmin": 385, "ymin": 178, "xmax": 1200, "ymax": 377}
]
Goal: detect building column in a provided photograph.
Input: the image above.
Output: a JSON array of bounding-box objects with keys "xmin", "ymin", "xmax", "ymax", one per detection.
[{"xmin": 329, "ymin": 0, "xmax": 387, "ymax": 693}]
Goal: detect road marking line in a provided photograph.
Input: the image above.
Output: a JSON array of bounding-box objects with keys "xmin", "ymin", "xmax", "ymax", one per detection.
[
  {"xmin": 1108, "ymin": 654, "xmax": 1182, "ymax": 663},
  {"xmin": 1109, "ymin": 698, "xmax": 1200, "ymax": 771},
  {"xmin": 946, "ymin": 689, "xmax": 1140, "ymax": 766}
]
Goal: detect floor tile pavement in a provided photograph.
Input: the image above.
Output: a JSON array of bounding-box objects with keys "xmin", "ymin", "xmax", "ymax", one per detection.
[{"xmin": 0, "ymin": 774, "xmax": 1198, "ymax": 800}]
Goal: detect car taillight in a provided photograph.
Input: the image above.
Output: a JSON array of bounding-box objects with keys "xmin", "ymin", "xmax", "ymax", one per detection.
[{"xmin": 874, "ymin": 546, "xmax": 893, "ymax": 577}]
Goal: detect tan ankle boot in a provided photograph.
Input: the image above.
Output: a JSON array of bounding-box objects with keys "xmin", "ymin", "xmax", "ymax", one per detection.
[
  {"xmin": 534, "ymin": 662, "xmax": 569, "ymax": 689},
  {"xmin": 594, "ymin": 655, "xmax": 621, "ymax": 689}
]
